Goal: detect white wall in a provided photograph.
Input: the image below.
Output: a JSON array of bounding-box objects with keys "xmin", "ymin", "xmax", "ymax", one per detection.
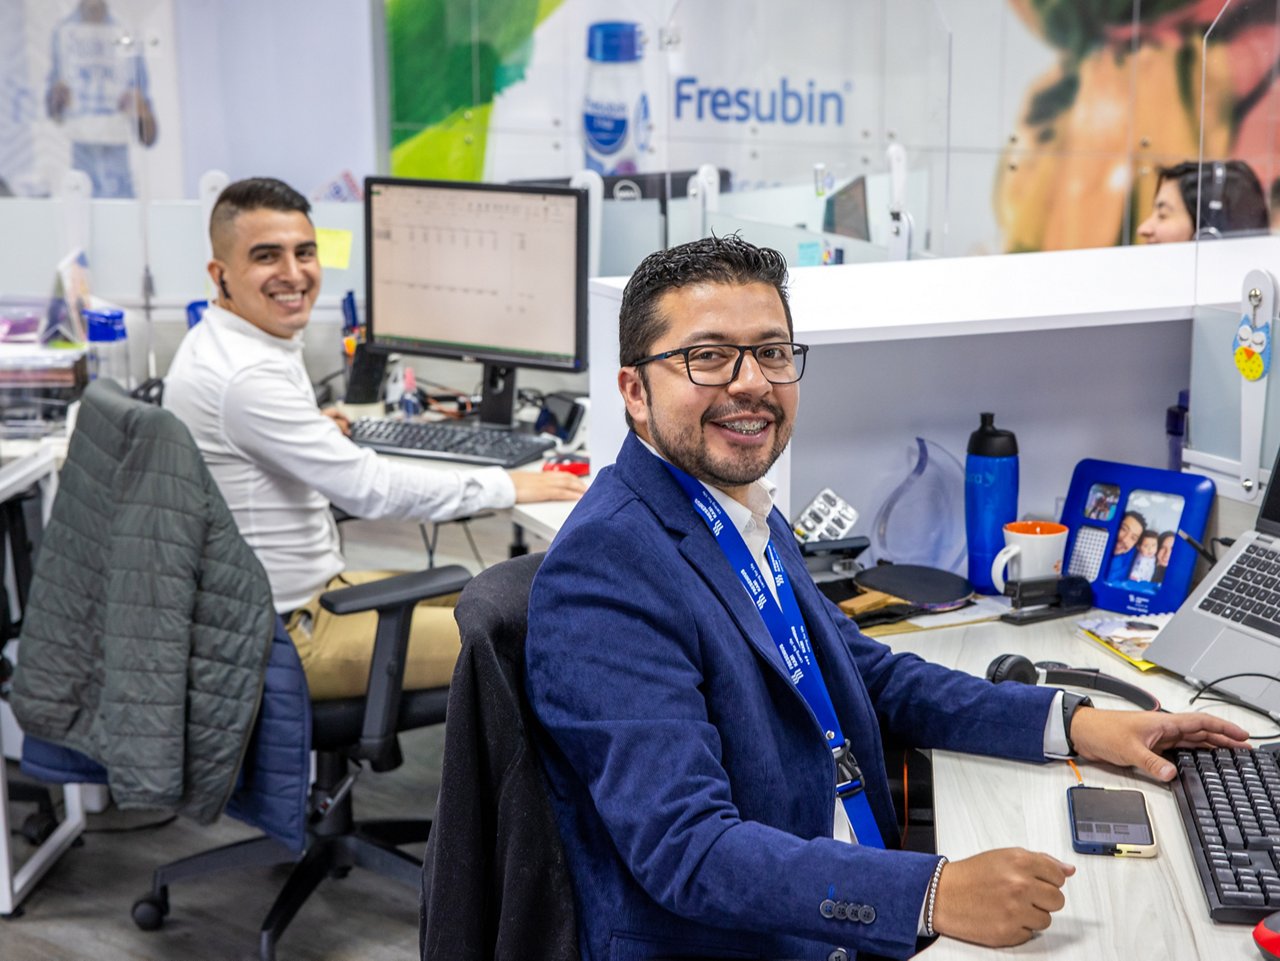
[{"xmin": 171, "ymin": 0, "xmax": 380, "ymax": 198}]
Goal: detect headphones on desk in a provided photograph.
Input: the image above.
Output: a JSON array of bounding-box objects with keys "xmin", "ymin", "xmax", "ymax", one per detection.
[{"xmin": 986, "ymin": 653, "xmax": 1161, "ymax": 712}]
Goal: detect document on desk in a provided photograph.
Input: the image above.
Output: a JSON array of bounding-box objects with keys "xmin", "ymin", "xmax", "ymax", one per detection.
[{"xmin": 1076, "ymin": 614, "xmax": 1169, "ymax": 672}]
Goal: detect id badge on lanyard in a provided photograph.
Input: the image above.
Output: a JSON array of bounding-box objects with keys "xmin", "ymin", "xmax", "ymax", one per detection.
[{"xmin": 664, "ymin": 462, "xmax": 884, "ymax": 848}]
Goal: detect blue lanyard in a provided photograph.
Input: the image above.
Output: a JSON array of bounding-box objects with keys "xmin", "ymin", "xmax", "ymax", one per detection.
[{"xmin": 664, "ymin": 462, "xmax": 884, "ymax": 848}]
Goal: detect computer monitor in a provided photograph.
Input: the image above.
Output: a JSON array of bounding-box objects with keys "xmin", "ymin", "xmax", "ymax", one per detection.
[
  {"xmin": 363, "ymin": 177, "xmax": 588, "ymax": 428},
  {"xmin": 823, "ymin": 176, "xmax": 869, "ymax": 242}
]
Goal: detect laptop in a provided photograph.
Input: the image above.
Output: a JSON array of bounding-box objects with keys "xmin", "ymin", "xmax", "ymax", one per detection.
[{"xmin": 1146, "ymin": 444, "xmax": 1280, "ymax": 716}]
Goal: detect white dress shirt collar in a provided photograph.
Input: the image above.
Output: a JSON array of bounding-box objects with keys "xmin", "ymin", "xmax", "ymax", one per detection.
[{"xmin": 204, "ymin": 302, "xmax": 306, "ymax": 354}]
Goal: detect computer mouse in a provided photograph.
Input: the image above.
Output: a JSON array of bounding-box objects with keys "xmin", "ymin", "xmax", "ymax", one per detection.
[
  {"xmin": 1254, "ymin": 912, "xmax": 1280, "ymax": 959},
  {"xmin": 542, "ymin": 455, "xmax": 589, "ymax": 476}
]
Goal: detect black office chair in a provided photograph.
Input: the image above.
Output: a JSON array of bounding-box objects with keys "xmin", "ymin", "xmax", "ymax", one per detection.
[
  {"xmin": 8, "ymin": 380, "xmax": 469, "ymax": 960},
  {"xmin": 420, "ymin": 552, "xmax": 579, "ymax": 961},
  {"xmin": 132, "ymin": 570, "xmax": 469, "ymax": 961}
]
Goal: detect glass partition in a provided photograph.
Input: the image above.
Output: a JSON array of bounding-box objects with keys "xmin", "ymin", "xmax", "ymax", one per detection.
[
  {"xmin": 384, "ymin": 0, "xmax": 954, "ymax": 273},
  {"xmin": 653, "ymin": 0, "xmax": 953, "ymax": 267},
  {"xmin": 1186, "ymin": 0, "xmax": 1280, "ymax": 500},
  {"xmin": 0, "ymin": 0, "xmax": 176, "ymax": 202},
  {"xmin": 15, "ymin": 2, "xmax": 1280, "ymax": 272}
]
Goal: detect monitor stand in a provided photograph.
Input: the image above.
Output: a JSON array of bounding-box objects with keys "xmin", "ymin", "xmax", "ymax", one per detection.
[{"xmin": 477, "ymin": 363, "xmax": 517, "ymax": 429}]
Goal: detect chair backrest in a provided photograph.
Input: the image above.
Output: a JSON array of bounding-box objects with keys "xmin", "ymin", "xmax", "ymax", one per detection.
[
  {"xmin": 11, "ymin": 379, "xmax": 281, "ymax": 825},
  {"xmin": 420, "ymin": 552, "xmax": 579, "ymax": 961}
]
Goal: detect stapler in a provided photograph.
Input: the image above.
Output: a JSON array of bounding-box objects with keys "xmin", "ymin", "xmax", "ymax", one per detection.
[{"xmin": 999, "ymin": 575, "xmax": 1093, "ymax": 626}]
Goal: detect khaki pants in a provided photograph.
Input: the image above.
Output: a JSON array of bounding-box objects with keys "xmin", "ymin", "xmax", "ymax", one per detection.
[{"xmin": 285, "ymin": 570, "xmax": 461, "ymax": 701}]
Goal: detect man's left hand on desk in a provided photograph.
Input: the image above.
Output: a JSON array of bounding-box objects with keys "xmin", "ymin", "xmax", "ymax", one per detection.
[
  {"xmin": 1070, "ymin": 707, "xmax": 1251, "ymax": 781},
  {"xmin": 511, "ymin": 469, "xmax": 587, "ymax": 504}
]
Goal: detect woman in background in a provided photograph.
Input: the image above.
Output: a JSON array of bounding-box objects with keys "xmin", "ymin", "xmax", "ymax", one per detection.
[{"xmin": 1137, "ymin": 160, "xmax": 1269, "ymax": 243}]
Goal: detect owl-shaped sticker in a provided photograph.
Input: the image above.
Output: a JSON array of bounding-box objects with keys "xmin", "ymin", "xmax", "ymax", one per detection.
[{"xmin": 1234, "ymin": 315, "xmax": 1272, "ymax": 382}]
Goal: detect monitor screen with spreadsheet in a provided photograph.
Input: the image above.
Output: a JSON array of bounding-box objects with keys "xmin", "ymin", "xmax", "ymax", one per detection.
[{"xmin": 363, "ymin": 177, "xmax": 587, "ymax": 425}]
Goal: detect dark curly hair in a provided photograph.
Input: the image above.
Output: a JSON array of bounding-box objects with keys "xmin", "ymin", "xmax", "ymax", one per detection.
[
  {"xmin": 618, "ymin": 234, "xmax": 792, "ymax": 369},
  {"xmin": 1155, "ymin": 161, "xmax": 1268, "ymax": 237}
]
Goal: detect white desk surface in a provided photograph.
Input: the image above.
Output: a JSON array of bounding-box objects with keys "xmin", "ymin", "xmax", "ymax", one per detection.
[
  {"xmin": 511, "ymin": 498, "xmax": 576, "ymax": 545},
  {"xmin": 886, "ymin": 615, "xmax": 1263, "ymax": 960}
]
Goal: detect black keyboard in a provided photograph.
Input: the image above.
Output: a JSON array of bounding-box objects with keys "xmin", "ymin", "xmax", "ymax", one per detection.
[
  {"xmin": 350, "ymin": 418, "xmax": 555, "ymax": 469},
  {"xmin": 1196, "ymin": 541, "xmax": 1280, "ymax": 639},
  {"xmin": 1170, "ymin": 746, "xmax": 1280, "ymax": 922}
]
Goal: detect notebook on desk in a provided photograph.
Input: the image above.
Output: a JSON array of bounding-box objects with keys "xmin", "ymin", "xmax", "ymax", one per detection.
[{"xmin": 1145, "ymin": 443, "xmax": 1280, "ymax": 716}]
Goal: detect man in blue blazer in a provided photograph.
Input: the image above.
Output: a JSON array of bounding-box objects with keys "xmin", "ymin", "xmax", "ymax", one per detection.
[{"xmin": 524, "ymin": 236, "xmax": 1247, "ymax": 961}]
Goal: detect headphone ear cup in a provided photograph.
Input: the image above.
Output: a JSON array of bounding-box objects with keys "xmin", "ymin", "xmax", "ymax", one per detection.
[
  {"xmin": 1197, "ymin": 162, "xmax": 1228, "ymax": 238},
  {"xmin": 986, "ymin": 653, "xmax": 1038, "ymax": 686}
]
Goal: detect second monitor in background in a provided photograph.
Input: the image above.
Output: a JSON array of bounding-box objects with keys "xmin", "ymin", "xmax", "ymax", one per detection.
[
  {"xmin": 823, "ymin": 176, "xmax": 869, "ymax": 243},
  {"xmin": 363, "ymin": 177, "xmax": 588, "ymax": 428}
]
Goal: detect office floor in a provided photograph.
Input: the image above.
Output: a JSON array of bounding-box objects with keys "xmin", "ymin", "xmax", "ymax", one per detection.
[{"xmin": 2, "ymin": 513, "xmax": 543, "ymax": 961}]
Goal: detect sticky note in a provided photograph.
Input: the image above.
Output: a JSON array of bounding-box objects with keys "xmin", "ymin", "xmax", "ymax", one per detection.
[
  {"xmin": 796, "ymin": 242, "xmax": 822, "ymax": 267},
  {"xmin": 316, "ymin": 228, "xmax": 353, "ymax": 270}
]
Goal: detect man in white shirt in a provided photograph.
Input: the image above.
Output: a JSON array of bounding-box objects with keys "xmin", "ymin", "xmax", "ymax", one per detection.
[{"xmin": 165, "ymin": 177, "xmax": 583, "ymax": 699}]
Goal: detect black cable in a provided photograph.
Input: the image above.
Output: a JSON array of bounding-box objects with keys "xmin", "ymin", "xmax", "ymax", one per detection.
[
  {"xmin": 85, "ymin": 814, "xmax": 177, "ymax": 835},
  {"xmin": 1177, "ymin": 529, "xmax": 1219, "ymax": 566},
  {"xmin": 1189, "ymin": 671, "xmax": 1280, "ymax": 705},
  {"xmin": 8, "ymin": 801, "xmax": 177, "ymax": 837},
  {"xmin": 1187, "ymin": 671, "xmax": 1280, "ymax": 738},
  {"xmin": 1186, "ymin": 693, "xmax": 1280, "ymax": 739},
  {"xmin": 314, "ymin": 368, "xmax": 346, "ymax": 387}
]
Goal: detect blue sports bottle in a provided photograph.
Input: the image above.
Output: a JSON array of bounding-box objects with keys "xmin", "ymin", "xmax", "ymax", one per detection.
[{"xmin": 965, "ymin": 412, "xmax": 1018, "ymax": 594}]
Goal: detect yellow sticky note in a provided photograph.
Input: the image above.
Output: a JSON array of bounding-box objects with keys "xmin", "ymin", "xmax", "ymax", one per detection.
[{"xmin": 315, "ymin": 228, "xmax": 353, "ymax": 270}]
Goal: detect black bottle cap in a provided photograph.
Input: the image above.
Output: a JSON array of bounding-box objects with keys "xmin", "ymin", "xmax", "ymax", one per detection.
[{"xmin": 967, "ymin": 412, "xmax": 1018, "ymax": 457}]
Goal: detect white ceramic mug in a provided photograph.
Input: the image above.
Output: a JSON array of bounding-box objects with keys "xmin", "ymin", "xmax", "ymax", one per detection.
[{"xmin": 990, "ymin": 520, "xmax": 1068, "ymax": 594}]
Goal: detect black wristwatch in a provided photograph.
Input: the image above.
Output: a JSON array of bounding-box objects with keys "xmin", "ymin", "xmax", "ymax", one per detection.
[{"xmin": 1061, "ymin": 692, "xmax": 1093, "ymax": 757}]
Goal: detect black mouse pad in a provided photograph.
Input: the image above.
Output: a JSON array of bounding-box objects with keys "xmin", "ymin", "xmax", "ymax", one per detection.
[
  {"xmin": 853, "ymin": 564, "xmax": 974, "ymax": 612},
  {"xmin": 815, "ymin": 577, "xmax": 861, "ymax": 605}
]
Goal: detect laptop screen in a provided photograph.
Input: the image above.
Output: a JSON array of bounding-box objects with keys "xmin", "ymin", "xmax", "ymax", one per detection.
[{"xmin": 1258, "ymin": 444, "xmax": 1280, "ymax": 536}]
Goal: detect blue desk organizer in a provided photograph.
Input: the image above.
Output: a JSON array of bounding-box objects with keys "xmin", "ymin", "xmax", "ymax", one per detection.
[{"xmin": 1060, "ymin": 459, "xmax": 1215, "ymax": 615}]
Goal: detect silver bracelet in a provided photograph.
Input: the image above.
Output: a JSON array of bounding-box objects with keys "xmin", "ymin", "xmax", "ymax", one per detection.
[{"xmin": 924, "ymin": 856, "xmax": 948, "ymax": 938}]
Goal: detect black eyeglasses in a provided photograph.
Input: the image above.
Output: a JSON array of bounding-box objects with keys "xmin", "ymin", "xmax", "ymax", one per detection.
[{"xmin": 630, "ymin": 342, "xmax": 809, "ymax": 386}]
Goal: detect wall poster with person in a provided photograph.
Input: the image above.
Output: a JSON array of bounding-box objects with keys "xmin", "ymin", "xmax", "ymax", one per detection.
[{"xmin": 0, "ymin": 0, "xmax": 182, "ymax": 200}]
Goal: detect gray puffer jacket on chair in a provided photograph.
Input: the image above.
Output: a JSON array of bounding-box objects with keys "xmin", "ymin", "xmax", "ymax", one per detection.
[{"xmin": 11, "ymin": 379, "xmax": 274, "ymax": 823}]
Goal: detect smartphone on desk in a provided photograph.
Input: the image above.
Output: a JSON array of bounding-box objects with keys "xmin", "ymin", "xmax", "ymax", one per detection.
[{"xmin": 1067, "ymin": 785, "xmax": 1157, "ymax": 857}]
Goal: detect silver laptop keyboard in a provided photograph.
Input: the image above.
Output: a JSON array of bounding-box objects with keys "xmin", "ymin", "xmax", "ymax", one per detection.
[{"xmin": 1197, "ymin": 542, "xmax": 1280, "ymax": 639}]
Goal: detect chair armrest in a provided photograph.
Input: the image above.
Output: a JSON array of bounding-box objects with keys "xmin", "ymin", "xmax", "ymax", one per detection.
[
  {"xmin": 318, "ymin": 565, "xmax": 471, "ymax": 615},
  {"xmin": 318, "ymin": 565, "xmax": 471, "ymax": 770}
]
